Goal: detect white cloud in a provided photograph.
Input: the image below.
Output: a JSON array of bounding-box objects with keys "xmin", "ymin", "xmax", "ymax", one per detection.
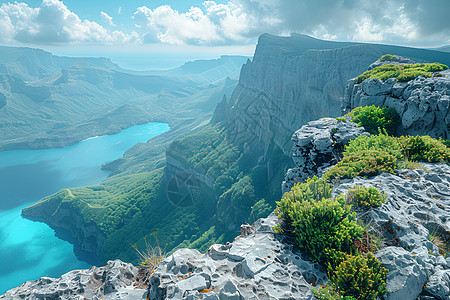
[
  {"xmin": 100, "ymin": 11, "xmax": 115, "ymax": 27},
  {"xmin": 0, "ymin": 0, "xmax": 136, "ymax": 44}
]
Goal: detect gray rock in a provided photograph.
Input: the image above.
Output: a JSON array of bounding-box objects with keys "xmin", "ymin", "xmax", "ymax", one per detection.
[
  {"xmin": 375, "ymin": 247, "xmax": 428, "ymax": 300},
  {"xmin": 342, "ymin": 66, "xmax": 450, "ymax": 138},
  {"xmin": 148, "ymin": 213, "xmax": 326, "ymax": 300},
  {"xmin": 333, "ymin": 163, "xmax": 450, "ymax": 300},
  {"xmin": 0, "ymin": 260, "xmax": 148, "ymax": 299},
  {"xmin": 424, "ymin": 269, "xmax": 450, "ymax": 300},
  {"xmin": 282, "ymin": 117, "xmax": 368, "ymax": 194}
]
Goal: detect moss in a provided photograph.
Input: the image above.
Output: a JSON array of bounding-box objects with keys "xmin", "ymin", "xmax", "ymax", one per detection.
[
  {"xmin": 355, "ymin": 60, "xmax": 448, "ymax": 84},
  {"xmin": 379, "ymin": 54, "xmax": 399, "ymax": 62}
]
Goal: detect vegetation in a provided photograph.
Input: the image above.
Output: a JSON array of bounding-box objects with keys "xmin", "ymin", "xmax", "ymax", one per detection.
[
  {"xmin": 323, "ymin": 133, "xmax": 450, "ymax": 180},
  {"xmin": 346, "ymin": 185, "xmax": 387, "ymax": 208},
  {"xmin": 326, "ymin": 251, "xmax": 388, "ymax": 300},
  {"xmin": 132, "ymin": 231, "xmax": 166, "ymax": 273},
  {"xmin": 347, "ymin": 105, "xmax": 400, "ymax": 135},
  {"xmin": 379, "ymin": 54, "xmax": 399, "ymax": 62},
  {"xmin": 354, "ymin": 61, "xmax": 448, "ymax": 84},
  {"xmin": 276, "ymin": 177, "xmax": 387, "ymax": 299}
]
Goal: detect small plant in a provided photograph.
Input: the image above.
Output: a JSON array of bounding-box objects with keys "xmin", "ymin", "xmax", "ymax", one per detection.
[
  {"xmin": 336, "ymin": 117, "xmax": 346, "ymax": 122},
  {"xmin": 428, "ymin": 226, "xmax": 450, "ymax": 257},
  {"xmin": 347, "ymin": 106, "xmax": 400, "ymax": 135},
  {"xmin": 327, "ymin": 251, "xmax": 388, "ymax": 300},
  {"xmin": 313, "ymin": 284, "xmax": 358, "ymax": 300},
  {"xmin": 346, "ymin": 185, "xmax": 387, "ymax": 208},
  {"xmin": 132, "ymin": 231, "xmax": 167, "ymax": 273}
]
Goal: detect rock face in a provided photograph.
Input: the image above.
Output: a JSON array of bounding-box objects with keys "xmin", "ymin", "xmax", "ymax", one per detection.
[
  {"xmin": 0, "ymin": 260, "xmax": 148, "ymax": 300},
  {"xmin": 147, "ymin": 213, "xmax": 326, "ymax": 300},
  {"xmin": 282, "ymin": 117, "xmax": 368, "ymax": 194},
  {"xmin": 333, "ymin": 163, "xmax": 450, "ymax": 300},
  {"xmin": 22, "ymin": 190, "xmax": 106, "ymax": 258},
  {"xmin": 2, "ymin": 214, "xmax": 327, "ymax": 300},
  {"xmin": 342, "ymin": 67, "xmax": 450, "ymax": 139}
]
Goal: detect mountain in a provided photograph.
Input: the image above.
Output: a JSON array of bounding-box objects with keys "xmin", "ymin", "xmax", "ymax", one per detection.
[
  {"xmin": 0, "ymin": 47, "xmax": 248, "ymax": 151},
  {"xmin": 21, "ymin": 34, "xmax": 450, "ymax": 267}
]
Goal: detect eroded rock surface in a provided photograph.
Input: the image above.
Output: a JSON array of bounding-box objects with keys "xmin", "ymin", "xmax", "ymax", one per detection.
[
  {"xmin": 0, "ymin": 260, "xmax": 148, "ymax": 300},
  {"xmin": 342, "ymin": 64, "xmax": 450, "ymax": 139},
  {"xmin": 334, "ymin": 163, "xmax": 450, "ymax": 300},
  {"xmin": 148, "ymin": 213, "xmax": 326, "ymax": 299},
  {"xmin": 282, "ymin": 117, "xmax": 368, "ymax": 194}
]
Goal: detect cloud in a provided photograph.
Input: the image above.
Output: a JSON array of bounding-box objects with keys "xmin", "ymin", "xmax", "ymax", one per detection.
[
  {"xmin": 0, "ymin": 0, "xmax": 136, "ymax": 44},
  {"xmin": 100, "ymin": 11, "xmax": 115, "ymax": 26},
  {"xmin": 134, "ymin": 0, "xmax": 449, "ymax": 47}
]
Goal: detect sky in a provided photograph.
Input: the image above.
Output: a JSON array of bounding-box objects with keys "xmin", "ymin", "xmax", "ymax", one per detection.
[{"xmin": 0, "ymin": 0, "xmax": 449, "ymax": 69}]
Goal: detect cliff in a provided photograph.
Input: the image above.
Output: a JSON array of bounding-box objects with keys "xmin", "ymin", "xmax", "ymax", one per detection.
[{"xmin": 5, "ymin": 118, "xmax": 450, "ymax": 300}]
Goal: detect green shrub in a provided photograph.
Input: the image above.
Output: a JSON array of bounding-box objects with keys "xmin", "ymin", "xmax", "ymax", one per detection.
[
  {"xmin": 354, "ymin": 61, "xmax": 448, "ymax": 84},
  {"xmin": 346, "ymin": 185, "xmax": 387, "ymax": 208},
  {"xmin": 323, "ymin": 149, "xmax": 397, "ymax": 180},
  {"xmin": 327, "ymin": 251, "xmax": 388, "ymax": 300},
  {"xmin": 379, "ymin": 54, "xmax": 399, "ymax": 62},
  {"xmin": 290, "ymin": 198, "xmax": 363, "ymax": 265},
  {"xmin": 277, "ymin": 176, "xmax": 331, "ymax": 221},
  {"xmin": 277, "ymin": 177, "xmax": 362, "ymax": 265},
  {"xmin": 399, "ymin": 135, "xmax": 450, "ymax": 163},
  {"xmin": 347, "ymin": 105, "xmax": 400, "ymax": 135}
]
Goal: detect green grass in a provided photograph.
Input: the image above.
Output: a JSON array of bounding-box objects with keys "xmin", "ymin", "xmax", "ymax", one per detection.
[{"xmin": 355, "ymin": 61, "xmax": 448, "ymax": 84}]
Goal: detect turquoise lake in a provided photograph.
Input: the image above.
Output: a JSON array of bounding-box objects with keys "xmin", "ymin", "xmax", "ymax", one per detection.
[{"xmin": 0, "ymin": 122, "xmax": 169, "ymax": 294}]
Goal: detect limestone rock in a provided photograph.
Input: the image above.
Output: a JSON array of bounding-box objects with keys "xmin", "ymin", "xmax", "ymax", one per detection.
[
  {"xmin": 282, "ymin": 117, "xmax": 368, "ymax": 194},
  {"xmin": 424, "ymin": 269, "xmax": 450, "ymax": 300},
  {"xmin": 0, "ymin": 260, "xmax": 148, "ymax": 299},
  {"xmin": 147, "ymin": 213, "xmax": 326, "ymax": 300},
  {"xmin": 334, "ymin": 163, "xmax": 450, "ymax": 300},
  {"xmin": 342, "ymin": 67, "xmax": 450, "ymax": 138}
]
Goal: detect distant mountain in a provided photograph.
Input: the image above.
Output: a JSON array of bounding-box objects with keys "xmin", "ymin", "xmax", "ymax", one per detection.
[
  {"xmin": 0, "ymin": 46, "xmax": 117, "ymax": 81},
  {"xmin": 434, "ymin": 45, "xmax": 450, "ymax": 53},
  {"xmin": 0, "ymin": 46, "xmax": 247, "ymax": 151}
]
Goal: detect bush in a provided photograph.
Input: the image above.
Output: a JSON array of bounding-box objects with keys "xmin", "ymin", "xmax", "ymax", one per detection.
[
  {"xmin": 327, "ymin": 251, "xmax": 388, "ymax": 300},
  {"xmin": 379, "ymin": 54, "xmax": 399, "ymax": 62},
  {"xmin": 323, "ymin": 133, "xmax": 450, "ymax": 180},
  {"xmin": 346, "ymin": 185, "xmax": 387, "ymax": 208},
  {"xmin": 277, "ymin": 176, "xmax": 331, "ymax": 221},
  {"xmin": 347, "ymin": 105, "xmax": 400, "ymax": 135},
  {"xmin": 323, "ymin": 149, "xmax": 397, "ymax": 180},
  {"xmin": 277, "ymin": 177, "xmax": 363, "ymax": 265},
  {"xmin": 290, "ymin": 198, "xmax": 363, "ymax": 265},
  {"xmin": 399, "ymin": 135, "xmax": 450, "ymax": 163}
]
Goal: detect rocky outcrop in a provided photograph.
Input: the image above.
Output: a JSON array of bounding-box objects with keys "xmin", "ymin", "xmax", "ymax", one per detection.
[
  {"xmin": 0, "ymin": 260, "xmax": 148, "ymax": 300},
  {"xmin": 2, "ymin": 214, "xmax": 327, "ymax": 300},
  {"xmin": 342, "ymin": 66, "xmax": 450, "ymax": 139},
  {"xmin": 333, "ymin": 163, "xmax": 450, "ymax": 300},
  {"xmin": 282, "ymin": 117, "xmax": 368, "ymax": 194},
  {"xmin": 147, "ymin": 213, "xmax": 326, "ymax": 299}
]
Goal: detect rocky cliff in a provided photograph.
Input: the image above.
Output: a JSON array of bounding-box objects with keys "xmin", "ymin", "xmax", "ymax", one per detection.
[
  {"xmin": 5, "ymin": 118, "xmax": 450, "ymax": 300},
  {"xmin": 342, "ymin": 59, "xmax": 450, "ymax": 139},
  {"xmin": 213, "ymin": 34, "xmax": 450, "ymax": 157}
]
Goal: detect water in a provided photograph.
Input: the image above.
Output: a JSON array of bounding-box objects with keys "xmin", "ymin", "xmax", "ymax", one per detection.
[{"xmin": 0, "ymin": 122, "xmax": 169, "ymax": 294}]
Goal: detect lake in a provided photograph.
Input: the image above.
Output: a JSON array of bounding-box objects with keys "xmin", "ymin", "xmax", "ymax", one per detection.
[{"xmin": 0, "ymin": 122, "xmax": 169, "ymax": 294}]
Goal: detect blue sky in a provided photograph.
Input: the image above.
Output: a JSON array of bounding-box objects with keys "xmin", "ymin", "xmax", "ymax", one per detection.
[{"xmin": 0, "ymin": 0, "xmax": 448, "ymax": 69}]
